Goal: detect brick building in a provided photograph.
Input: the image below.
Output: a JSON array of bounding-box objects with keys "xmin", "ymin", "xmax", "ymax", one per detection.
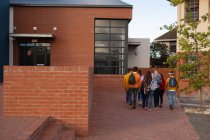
[{"xmin": 9, "ymin": 0, "xmax": 132, "ymax": 74}]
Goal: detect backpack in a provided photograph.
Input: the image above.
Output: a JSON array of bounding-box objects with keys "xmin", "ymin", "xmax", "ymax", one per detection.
[
  {"xmin": 128, "ymin": 73, "xmax": 136, "ymax": 85},
  {"xmin": 144, "ymin": 83, "xmax": 150, "ymax": 92},
  {"xmin": 150, "ymin": 80, "xmax": 158, "ymax": 91},
  {"xmin": 153, "ymin": 73, "xmax": 162, "ymax": 85},
  {"xmin": 169, "ymin": 78, "xmax": 177, "ymax": 87}
]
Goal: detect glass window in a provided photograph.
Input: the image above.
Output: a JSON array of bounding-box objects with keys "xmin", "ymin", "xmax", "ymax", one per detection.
[
  {"xmin": 95, "ymin": 48, "xmax": 109, "ymax": 53},
  {"xmin": 110, "ymin": 48, "xmax": 125, "ymax": 54},
  {"xmin": 95, "ymin": 20, "xmax": 110, "ymax": 26},
  {"xmin": 111, "ymin": 41, "xmax": 125, "ymax": 47},
  {"xmin": 111, "ymin": 34, "xmax": 125, "ymax": 40},
  {"xmin": 95, "ymin": 34, "xmax": 110, "ymax": 41},
  {"xmin": 185, "ymin": 0, "xmax": 199, "ymax": 22},
  {"xmin": 94, "ymin": 19, "xmax": 128, "ymax": 74},
  {"xmin": 111, "ymin": 28, "xmax": 125, "ymax": 34},
  {"xmin": 111, "ymin": 20, "xmax": 127, "ymax": 27},
  {"xmin": 95, "ymin": 41, "xmax": 109, "ymax": 47},
  {"xmin": 95, "ymin": 28, "xmax": 110, "ymax": 33}
]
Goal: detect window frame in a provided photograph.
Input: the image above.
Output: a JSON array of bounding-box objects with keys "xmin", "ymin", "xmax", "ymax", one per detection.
[{"xmin": 94, "ymin": 19, "xmax": 128, "ymax": 74}]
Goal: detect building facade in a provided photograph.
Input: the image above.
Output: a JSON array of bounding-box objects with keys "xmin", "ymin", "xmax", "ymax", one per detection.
[
  {"xmin": 10, "ymin": 0, "xmax": 132, "ymax": 75},
  {"xmin": 154, "ymin": 29, "xmax": 177, "ymax": 56},
  {"xmin": 128, "ymin": 38, "xmax": 150, "ymax": 68},
  {"xmin": 177, "ymin": 0, "xmax": 209, "ymax": 52},
  {"xmin": 0, "ymin": 0, "xmax": 9, "ymax": 82}
]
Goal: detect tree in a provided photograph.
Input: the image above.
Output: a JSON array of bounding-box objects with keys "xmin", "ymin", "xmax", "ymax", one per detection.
[
  {"xmin": 150, "ymin": 42, "xmax": 170, "ymax": 68},
  {"xmin": 166, "ymin": 1, "xmax": 210, "ymax": 110}
]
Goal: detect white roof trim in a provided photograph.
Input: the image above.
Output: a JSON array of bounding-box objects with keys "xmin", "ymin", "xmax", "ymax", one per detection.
[
  {"xmin": 10, "ymin": 33, "xmax": 55, "ymax": 38},
  {"xmin": 154, "ymin": 39, "xmax": 177, "ymax": 42}
]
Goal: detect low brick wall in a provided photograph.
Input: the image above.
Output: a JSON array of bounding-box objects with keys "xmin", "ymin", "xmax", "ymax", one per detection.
[
  {"xmin": 94, "ymin": 75, "xmax": 124, "ymax": 94},
  {"xmin": 3, "ymin": 66, "xmax": 93, "ymax": 135}
]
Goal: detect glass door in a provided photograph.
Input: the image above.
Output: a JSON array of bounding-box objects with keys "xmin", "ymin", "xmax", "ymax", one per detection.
[{"xmin": 19, "ymin": 43, "xmax": 50, "ymax": 66}]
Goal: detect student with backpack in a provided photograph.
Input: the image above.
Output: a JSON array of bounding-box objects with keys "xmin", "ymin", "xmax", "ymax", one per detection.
[
  {"xmin": 142, "ymin": 71, "xmax": 152, "ymax": 110},
  {"xmin": 128, "ymin": 66, "xmax": 141, "ymax": 109},
  {"xmin": 137, "ymin": 69, "xmax": 143, "ymax": 106},
  {"xmin": 165, "ymin": 71, "xmax": 179, "ymax": 110},
  {"xmin": 151, "ymin": 67, "xmax": 162, "ymax": 109},
  {"xmin": 149, "ymin": 75, "xmax": 158, "ymax": 110}
]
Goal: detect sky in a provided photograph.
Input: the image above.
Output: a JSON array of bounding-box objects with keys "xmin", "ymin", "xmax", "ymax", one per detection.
[{"xmin": 122, "ymin": 0, "xmax": 177, "ymax": 42}]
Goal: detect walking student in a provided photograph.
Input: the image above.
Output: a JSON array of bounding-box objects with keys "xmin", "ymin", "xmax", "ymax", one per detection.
[
  {"xmin": 123, "ymin": 69, "xmax": 132, "ymax": 104},
  {"xmin": 150, "ymin": 75, "xmax": 158, "ymax": 110},
  {"xmin": 159, "ymin": 73, "xmax": 165, "ymax": 107},
  {"xmin": 165, "ymin": 71, "xmax": 179, "ymax": 110},
  {"xmin": 128, "ymin": 66, "xmax": 141, "ymax": 109},
  {"xmin": 152, "ymin": 67, "xmax": 162, "ymax": 109},
  {"xmin": 142, "ymin": 71, "xmax": 152, "ymax": 110},
  {"xmin": 137, "ymin": 69, "xmax": 143, "ymax": 106}
]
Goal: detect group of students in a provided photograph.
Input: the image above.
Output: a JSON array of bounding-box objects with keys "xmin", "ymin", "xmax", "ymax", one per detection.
[{"xmin": 123, "ymin": 66, "xmax": 179, "ymax": 111}]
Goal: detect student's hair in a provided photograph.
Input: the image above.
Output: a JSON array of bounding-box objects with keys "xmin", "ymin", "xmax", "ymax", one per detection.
[
  {"xmin": 160, "ymin": 73, "xmax": 164, "ymax": 80},
  {"xmin": 144, "ymin": 71, "xmax": 152, "ymax": 84},
  {"xmin": 133, "ymin": 66, "xmax": 138, "ymax": 72},
  {"xmin": 138, "ymin": 69, "xmax": 142, "ymax": 76}
]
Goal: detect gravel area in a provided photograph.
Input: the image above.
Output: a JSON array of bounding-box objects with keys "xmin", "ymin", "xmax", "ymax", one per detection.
[{"xmin": 179, "ymin": 96, "xmax": 210, "ymax": 140}]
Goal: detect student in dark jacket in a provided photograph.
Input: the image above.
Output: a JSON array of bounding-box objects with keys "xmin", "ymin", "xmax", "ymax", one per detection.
[{"xmin": 159, "ymin": 73, "xmax": 165, "ymax": 107}]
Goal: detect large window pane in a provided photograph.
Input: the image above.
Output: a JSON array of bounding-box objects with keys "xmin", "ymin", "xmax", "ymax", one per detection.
[
  {"xmin": 95, "ymin": 20, "xmax": 110, "ymax": 26},
  {"xmin": 95, "ymin": 28, "xmax": 110, "ymax": 33},
  {"xmin": 95, "ymin": 41, "xmax": 109, "ymax": 47},
  {"xmin": 111, "ymin": 34, "xmax": 125, "ymax": 40},
  {"xmin": 95, "ymin": 54, "xmax": 109, "ymax": 65},
  {"xmin": 110, "ymin": 48, "xmax": 125, "ymax": 54},
  {"xmin": 111, "ymin": 28, "xmax": 125, "ymax": 34},
  {"xmin": 95, "ymin": 34, "xmax": 110, "ymax": 41},
  {"xmin": 95, "ymin": 48, "xmax": 109, "ymax": 53},
  {"xmin": 111, "ymin": 41, "xmax": 125, "ymax": 47},
  {"xmin": 111, "ymin": 20, "xmax": 127, "ymax": 27}
]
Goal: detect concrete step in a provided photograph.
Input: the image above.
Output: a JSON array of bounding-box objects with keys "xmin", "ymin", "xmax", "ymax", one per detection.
[
  {"xmin": 28, "ymin": 117, "xmax": 52, "ymax": 140},
  {"xmin": 38, "ymin": 120, "xmax": 63, "ymax": 140},
  {"xmin": 60, "ymin": 127, "xmax": 76, "ymax": 140}
]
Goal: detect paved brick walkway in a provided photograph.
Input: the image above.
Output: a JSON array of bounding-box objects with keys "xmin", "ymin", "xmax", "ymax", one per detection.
[
  {"xmin": 80, "ymin": 90, "xmax": 199, "ymax": 140},
  {"xmin": 0, "ymin": 83, "xmax": 200, "ymax": 140}
]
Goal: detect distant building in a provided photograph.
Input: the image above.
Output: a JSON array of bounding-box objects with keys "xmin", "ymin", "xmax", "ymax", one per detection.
[
  {"xmin": 154, "ymin": 29, "xmax": 177, "ymax": 55},
  {"xmin": 0, "ymin": 0, "xmax": 9, "ymax": 82},
  {"xmin": 128, "ymin": 38, "xmax": 150, "ymax": 68}
]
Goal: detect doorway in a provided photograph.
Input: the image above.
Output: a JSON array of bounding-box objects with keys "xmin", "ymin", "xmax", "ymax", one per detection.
[{"xmin": 19, "ymin": 43, "xmax": 50, "ymax": 66}]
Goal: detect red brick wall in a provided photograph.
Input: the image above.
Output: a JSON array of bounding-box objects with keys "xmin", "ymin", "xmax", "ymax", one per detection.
[
  {"xmin": 3, "ymin": 66, "xmax": 92, "ymax": 135},
  {"xmin": 13, "ymin": 7, "xmax": 132, "ymax": 67},
  {"xmin": 94, "ymin": 75, "xmax": 124, "ymax": 93}
]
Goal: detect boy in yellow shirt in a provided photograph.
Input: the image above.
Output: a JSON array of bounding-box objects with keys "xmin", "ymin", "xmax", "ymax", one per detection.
[{"xmin": 165, "ymin": 71, "xmax": 179, "ymax": 110}]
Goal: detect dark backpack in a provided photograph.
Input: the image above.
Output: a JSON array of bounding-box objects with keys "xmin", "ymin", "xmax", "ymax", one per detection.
[
  {"xmin": 128, "ymin": 73, "xmax": 136, "ymax": 85},
  {"xmin": 169, "ymin": 78, "xmax": 177, "ymax": 87}
]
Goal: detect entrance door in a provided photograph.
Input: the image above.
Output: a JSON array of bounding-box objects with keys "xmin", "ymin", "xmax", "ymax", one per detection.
[{"xmin": 19, "ymin": 43, "xmax": 50, "ymax": 66}]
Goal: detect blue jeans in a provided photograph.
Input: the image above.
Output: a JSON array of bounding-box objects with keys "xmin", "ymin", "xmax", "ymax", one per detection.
[
  {"xmin": 167, "ymin": 90, "xmax": 176, "ymax": 106},
  {"xmin": 149, "ymin": 90, "xmax": 155, "ymax": 108},
  {"xmin": 138, "ymin": 91, "xmax": 142, "ymax": 102},
  {"xmin": 126, "ymin": 90, "xmax": 130, "ymax": 103}
]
